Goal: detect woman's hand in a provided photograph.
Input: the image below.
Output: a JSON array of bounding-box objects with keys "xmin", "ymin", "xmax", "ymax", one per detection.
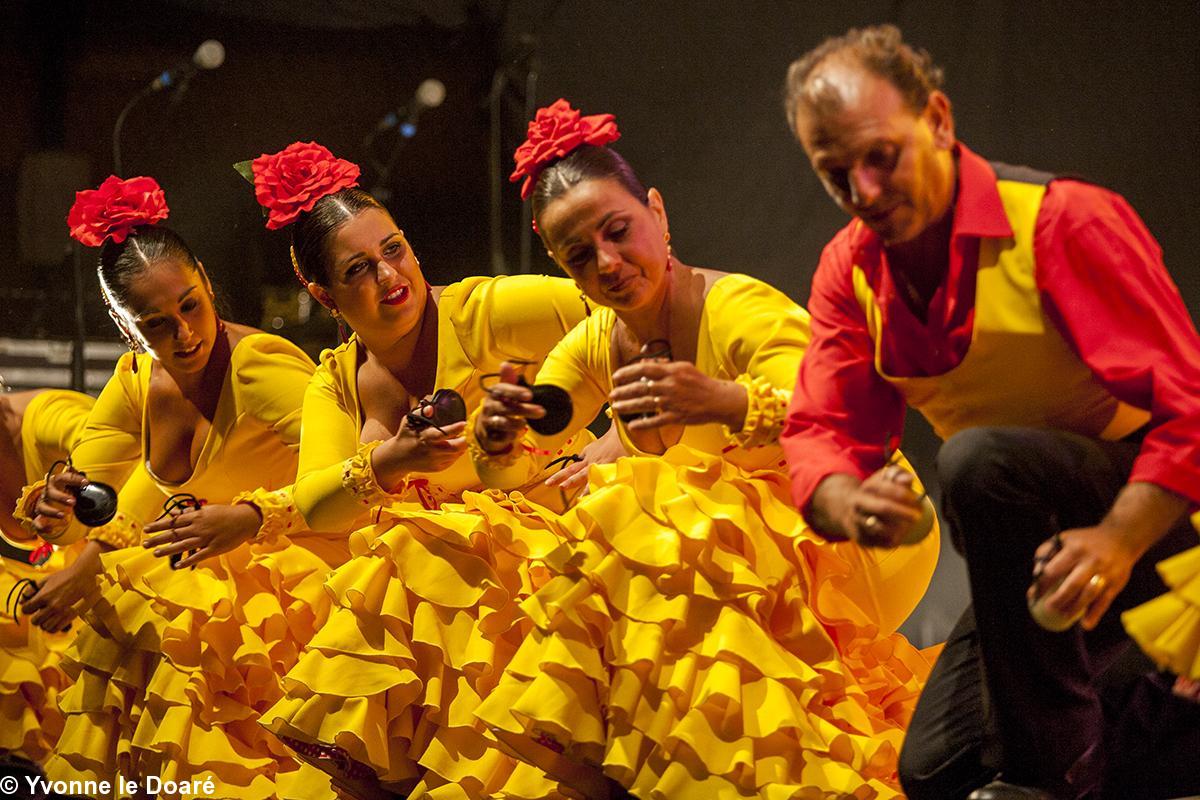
[
  {"xmin": 1028, "ymin": 525, "xmax": 1139, "ymax": 631},
  {"xmin": 372, "ymin": 412, "xmax": 468, "ymax": 489},
  {"xmin": 473, "ymin": 362, "xmax": 544, "ymax": 455},
  {"xmin": 812, "ymin": 465, "xmax": 924, "ymax": 547},
  {"xmin": 545, "ymin": 422, "xmax": 628, "ymax": 493},
  {"xmin": 143, "ymin": 502, "xmax": 264, "ymax": 569},
  {"xmin": 31, "ymin": 465, "xmax": 88, "ymax": 537},
  {"xmin": 20, "ymin": 540, "xmax": 103, "ymax": 632},
  {"xmin": 609, "ymin": 361, "xmax": 748, "ymax": 432}
]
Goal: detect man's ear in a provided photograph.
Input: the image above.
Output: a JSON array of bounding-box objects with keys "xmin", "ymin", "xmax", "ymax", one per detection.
[{"xmin": 925, "ymin": 90, "xmax": 956, "ymax": 150}]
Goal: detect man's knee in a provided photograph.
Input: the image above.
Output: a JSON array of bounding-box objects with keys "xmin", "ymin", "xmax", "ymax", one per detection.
[
  {"xmin": 899, "ymin": 737, "xmax": 994, "ymax": 800},
  {"xmin": 935, "ymin": 427, "xmax": 1029, "ymax": 506}
]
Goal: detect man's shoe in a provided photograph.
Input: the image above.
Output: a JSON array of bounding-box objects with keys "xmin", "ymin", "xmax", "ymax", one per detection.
[{"xmin": 967, "ymin": 781, "xmax": 1060, "ymax": 800}]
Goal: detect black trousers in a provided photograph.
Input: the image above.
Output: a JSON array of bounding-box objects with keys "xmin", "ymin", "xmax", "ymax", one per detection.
[{"xmin": 897, "ymin": 427, "xmax": 1198, "ymax": 800}]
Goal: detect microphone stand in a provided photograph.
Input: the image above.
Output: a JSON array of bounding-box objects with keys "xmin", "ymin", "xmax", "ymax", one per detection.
[
  {"xmin": 112, "ymin": 83, "xmax": 154, "ymax": 176},
  {"xmin": 487, "ymin": 26, "xmax": 552, "ymax": 276},
  {"xmin": 70, "ymin": 240, "xmax": 85, "ymax": 393},
  {"xmin": 362, "ymin": 112, "xmax": 417, "ymax": 205},
  {"xmin": 518, "ymin": 57, "xmax": 539, "ymax": 275}
]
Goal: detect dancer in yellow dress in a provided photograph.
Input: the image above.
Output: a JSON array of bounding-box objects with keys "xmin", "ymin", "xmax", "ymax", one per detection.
[
  {"xmin": 0, "ymin": 388, "xmax": 94, "ymax": 770},
  {"xmin": 21, "ymin": 175, "xmax": 344, "ymax": 799},
  {"xmin": 239, "ymin": 142, "xmax": 597, "ymax": 798},
  {"xmin": 469, "ymin": 100, "xmax": 940, "ymax": 800}
]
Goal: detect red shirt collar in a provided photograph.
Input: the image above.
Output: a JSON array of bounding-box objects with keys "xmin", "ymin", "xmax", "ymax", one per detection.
[{"xmin": 849, "ymin": 142, "xmax": 1013, "ymax": 261}]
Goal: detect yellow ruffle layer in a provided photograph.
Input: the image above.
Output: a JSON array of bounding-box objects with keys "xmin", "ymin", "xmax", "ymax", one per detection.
[
  {"xmin": 1123, "ymin": 543, "xmax": 1200, "ymax": 680},
  {"xmin": 45, "ymin": 532, "xmax": 349, "ymax": 799},
  {"xmin": 0, "ymin": 548, "xmax": 80, "ymax": 762},
  {"xmin": 260, "ymin": 493, "xmax": 573, "ymax": 799},
  {"xmin": 474, "ymin": 445, "xmax": 938, "ymax": 800}
]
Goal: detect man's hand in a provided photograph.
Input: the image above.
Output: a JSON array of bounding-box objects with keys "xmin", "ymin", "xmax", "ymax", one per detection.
[
  {"xmin": 1028, "ymin": 481, "xmax": 1187, "ymax": 630},
  {"xmin": 811, "ymin": 465, "xmax": 924, "ymax": 547}
]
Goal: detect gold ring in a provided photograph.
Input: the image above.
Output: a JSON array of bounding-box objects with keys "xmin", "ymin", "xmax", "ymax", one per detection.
[
  {"xmin": 863, "ymin": 514, "xmax": 881, "ymax": 531},
  {"xmin": 1088, "ymin": 574, "xmax": 1107, "ymax": 591},
  {"xmin": 654, "ymin": 396, "xmax": 662, "ymax": 413}
]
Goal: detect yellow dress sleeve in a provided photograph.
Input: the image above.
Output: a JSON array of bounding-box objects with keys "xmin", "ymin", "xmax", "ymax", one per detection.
[
  {"xmin": 19, "ymin": 389, "xmax": 95, "ymax": 479},
  {"xmin": 230, "ymin": 333, "xmax": 314, "ymax": 448},
  {"xmin": 225, "ymin": 334, "xmax": 316, "ymax": 538},
  {"xmin": 290, "ymin": 346, "xmax": 379, "ymax": 532},
  {"xmin": 471, "ymin": 312, "xmax": 610, "ymax": 490},
  {"xmin": 475, "ymin": 274, "xmax": 589, "ymax": 363},
  {"xmin": 705, "ymin": 275, "xmax": 812, "ymax": 447},
  {"xmin": 16, "ymin": 353, "xmax": 147, "ymax": 545}
]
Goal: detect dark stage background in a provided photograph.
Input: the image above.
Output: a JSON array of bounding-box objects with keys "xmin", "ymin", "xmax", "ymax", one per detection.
[{"xmin": 2, "ymin": 0, "xmax": 1197, "ymax": 643}]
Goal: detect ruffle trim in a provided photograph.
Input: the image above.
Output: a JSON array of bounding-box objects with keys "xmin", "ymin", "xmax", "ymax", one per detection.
[
  {"xmin": 724, "ymin": 373, "xmax": 789, "ymax": 449},
  {"xmin": 1122, "ymin": 544, "xmax": 1200, "ymax": 680},
  {"xmin": 87, "ymin": 510, "xmax": 142, "ymax": 550},
  {"xmin": 341, "ymin": 440, "xmax": 391, "ymax": 507},
  {"xmin": 12, "ymin": 479, "xmax": 48, "ymax": 540},
  {"xmin": 233, "ymin": 487, "xmax": 301, "ymax": 546}
]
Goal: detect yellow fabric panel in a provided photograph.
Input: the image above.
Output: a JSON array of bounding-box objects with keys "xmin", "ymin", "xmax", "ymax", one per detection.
[{"xmin": 18, "ymin": 389, "xmax": 95, "ymax": 482}]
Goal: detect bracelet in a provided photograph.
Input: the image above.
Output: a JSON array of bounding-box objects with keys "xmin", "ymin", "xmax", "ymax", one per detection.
[
  {"xmin": 86, "ymin": 512, "xmax": 142, "ymax": 549},
  {"xmin": 342, "ymin": 440, "xmax": 393, "ymax": 507},
  {"xmin": 232, "ymin": 487, "xmax": 300, "ymax": 545},
  {"xmin": 724, "ymin": 373, "xmax": 789, "ymax": 449}
]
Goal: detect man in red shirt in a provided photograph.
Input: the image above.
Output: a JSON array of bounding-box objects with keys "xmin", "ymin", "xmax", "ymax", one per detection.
[{"xmin": 781, "ymin": 25, "xmax": 1200, "ymax": 800}]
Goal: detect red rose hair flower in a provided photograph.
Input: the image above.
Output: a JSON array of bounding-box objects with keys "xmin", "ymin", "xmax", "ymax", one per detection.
[
  {"xmin": 510, "ymin": 99, "xmax": 621, "ymax": 200},
  {"xmin": 251, "ymin": 141, "xmax": 361, "ymax": 230},
  {"xmin": 67, "ymin": 175, "xmax": 169, "ymax": 248}
]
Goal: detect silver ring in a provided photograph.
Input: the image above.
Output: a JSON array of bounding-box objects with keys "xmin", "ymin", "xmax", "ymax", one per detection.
[
  {"xmin": 863, "ymin": 514, "xmax": 881, "ymax": 531},
  {"xmin": 654, "ymin": 396, "xmax": 662, "ymax": 413}
]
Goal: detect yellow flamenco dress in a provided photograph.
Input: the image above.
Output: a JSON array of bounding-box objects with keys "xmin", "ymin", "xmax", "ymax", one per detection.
[
  {"xmin": 0, "ymin": 390, "xmax": 94, "ymax": 764},
  {"xmin": 471, "ymin": 273, "xmax": 941, "ymax": 799},
  {"xmin": 1122, "ymin": 512, "xmax": 1200, "ymax": 681},
  {"xmin": 258, "ymin": 274, "xmax": 594, "ymax": 797},
  {"xmin": 30, "ymin": 334, "xmax": 349, "ymax": 800}
]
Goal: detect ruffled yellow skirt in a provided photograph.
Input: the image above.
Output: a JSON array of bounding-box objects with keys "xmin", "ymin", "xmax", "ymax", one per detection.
[
  {"xmin": 0, "ymin": 545, "xmax": 87, "ymax": 763},
  {"xmin": 474, "ymin": 446, "xmax": 939, "ymax": 800},
  {"xmin": 44, "ymin": 532, "xmax": 349, "ymax": 800},
  {"xmin": 260, "ymin": 494, "xmax": 576, "ymax": 799},
  {"xmin": 1122, "ymin": 525, "xmax": 1200, "ymax": 680}
]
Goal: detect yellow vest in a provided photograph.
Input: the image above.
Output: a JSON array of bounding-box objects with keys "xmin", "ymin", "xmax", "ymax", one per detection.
[{"xmin": 851, "ymin": 168, "xmax": 1150, "ymax": 442}]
